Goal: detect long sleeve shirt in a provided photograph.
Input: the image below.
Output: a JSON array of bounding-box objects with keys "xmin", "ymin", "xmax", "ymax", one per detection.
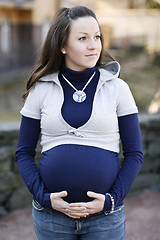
[{"xmin": 15, "ymin": 62, "xmax": 143, "ymax": 211}]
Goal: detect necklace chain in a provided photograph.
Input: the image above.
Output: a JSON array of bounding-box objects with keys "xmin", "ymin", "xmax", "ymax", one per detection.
[{"xmin": 61, "ymin": 71, "xmax": 96, "ymax": 92}]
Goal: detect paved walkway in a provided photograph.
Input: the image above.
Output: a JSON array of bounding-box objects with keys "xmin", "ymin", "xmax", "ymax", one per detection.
[{"xmin": 0, "ymin": 189, "xmax": 160, "ymax": 240}]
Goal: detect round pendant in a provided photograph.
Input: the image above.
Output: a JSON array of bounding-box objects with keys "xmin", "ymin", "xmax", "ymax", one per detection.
[{"xmin": 73, "ymin": 90, "xmax": 86, "ymax": 103}]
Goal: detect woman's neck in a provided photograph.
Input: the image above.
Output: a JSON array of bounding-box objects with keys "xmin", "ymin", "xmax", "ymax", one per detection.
[{"xmin": 60, "ymin": 64, "xmax": 96, "ymax": 83}]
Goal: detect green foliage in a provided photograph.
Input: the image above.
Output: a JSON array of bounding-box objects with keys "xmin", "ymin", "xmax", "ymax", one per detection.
[{"xmin": 146, "ymin": 0, "xmax": 160, "ymax": 9}]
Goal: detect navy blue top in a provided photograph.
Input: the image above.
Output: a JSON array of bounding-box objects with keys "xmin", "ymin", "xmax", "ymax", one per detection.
[
  {"xmin": 59, "ymin": 65, "xmax": 99, "ymax": 128},
  {"xmin": 15, "ymin": 65, "xmax": 143, "ymax": 211}
]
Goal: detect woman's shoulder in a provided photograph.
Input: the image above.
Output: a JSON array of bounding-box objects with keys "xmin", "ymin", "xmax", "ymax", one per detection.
[
  {"xmin": 108, "ymin": 77, "xmax": 132, "ymax": 100},
  {"xmin": 38, "ymin": 72, "xmax": 58, "ymax": 83},
  {"xmin": 32, "ymin": 72, "xmax": 59, "ymax": 92},
  {"xmin": 27, "ymin": 72, "xmax": 59, "ymax": 99},
  {"xmin": 112, "ymin": 77, "xmax": 129, "ymax": 87}
]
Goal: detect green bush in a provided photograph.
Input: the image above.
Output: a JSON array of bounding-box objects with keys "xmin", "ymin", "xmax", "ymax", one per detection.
[{"xmin": 146, "ymin": 0, "xmax": 160, "ymax": 9}]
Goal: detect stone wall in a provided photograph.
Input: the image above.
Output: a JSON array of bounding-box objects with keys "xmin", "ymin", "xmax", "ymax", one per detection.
[
  {"xmin": 0, "ymin": 114, "xmax": 160, "ymax": 217},
  {"xmin": 131, "ymin": 114, "xmax": 160, "ymax": 192}
]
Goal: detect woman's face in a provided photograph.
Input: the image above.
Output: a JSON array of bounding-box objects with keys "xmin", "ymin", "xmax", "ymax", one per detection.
[{"xmin": 62, "ymin": 16, "xmax": 102, "ymax": 71}]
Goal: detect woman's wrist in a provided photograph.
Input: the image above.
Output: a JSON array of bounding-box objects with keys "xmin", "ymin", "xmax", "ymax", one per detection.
[
  {"xmin": 105, "ymin": 193, "xmax": 115, "ymax": 214},
  {"xmin": 103, "ymin": 193, "xmax": 115, "ymax": 214},
  {"xmin": 41, "ymin": 193, "xmax": 52, "ymax": 209}
]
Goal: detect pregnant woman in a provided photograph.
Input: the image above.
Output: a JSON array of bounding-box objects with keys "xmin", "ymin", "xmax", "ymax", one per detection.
[{"xmin": 15, "ymin": 6, "xmax": 143, "ymax": 240}]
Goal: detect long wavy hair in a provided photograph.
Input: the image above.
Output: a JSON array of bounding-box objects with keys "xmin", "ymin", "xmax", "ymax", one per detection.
[{"xmin": 23, "ymin": 6, "xmax": 114, "ymax": 100}]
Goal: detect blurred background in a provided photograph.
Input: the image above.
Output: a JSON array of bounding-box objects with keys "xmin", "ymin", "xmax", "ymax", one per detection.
[
  {"xmin": 0, "ymin": 0, "xmax": 160, "ymax": 239},
  {"xmin": 0, "ymin": 0, "xmax": 160, "ymax": 118}
]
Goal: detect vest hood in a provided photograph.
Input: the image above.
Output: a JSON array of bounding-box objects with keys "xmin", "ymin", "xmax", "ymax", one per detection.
[{"xmin": 98, "ymin": 61, "xmax": 120, "ymax": 83}]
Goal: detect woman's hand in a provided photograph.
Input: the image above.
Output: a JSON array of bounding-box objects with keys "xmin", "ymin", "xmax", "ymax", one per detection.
[
  {"xmin": 50, "ymin": 191, "xmax": 69, "ymax": 213},
  {"xmin": 50, "ymin": 191, "xmax": 88, "ymax": 219},
  {"xmin": 67, "ymin": 191, "xmax": 105, "ymax": 216}
]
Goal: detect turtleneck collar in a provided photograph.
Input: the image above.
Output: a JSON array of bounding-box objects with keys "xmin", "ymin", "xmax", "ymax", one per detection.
[{"xmin": 60, "ymin": 64, "xmax": 96, "ymax": 83}]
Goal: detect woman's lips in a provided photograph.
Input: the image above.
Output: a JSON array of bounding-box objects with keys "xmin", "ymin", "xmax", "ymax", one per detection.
[{"xmin": 85, "ymin": 54, "xmax": 97, "ymax": 57}]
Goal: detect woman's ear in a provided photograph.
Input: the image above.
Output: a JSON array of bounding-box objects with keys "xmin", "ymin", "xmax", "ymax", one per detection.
[{"xmin": 61, "ymin": 48, "xmax": 66, "ymax": 54}]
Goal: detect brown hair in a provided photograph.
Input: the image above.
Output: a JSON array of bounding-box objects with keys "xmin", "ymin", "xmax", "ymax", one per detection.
[{"xmin": 23, "ymin": 6, "xmax": 114, "ymax": 100}]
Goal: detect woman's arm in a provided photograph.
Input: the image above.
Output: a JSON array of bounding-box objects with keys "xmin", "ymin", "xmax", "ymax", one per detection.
[
  {"xmin": 15, "ymin": 116, "xmax": 87, "ymax": 218},
  {"xmin": 104, "ymin": 113, "xmax": 143, "ymax": 211},
  {"xmin": 15, "ymin": 116, "xmax": 52, "ymax": 208}
]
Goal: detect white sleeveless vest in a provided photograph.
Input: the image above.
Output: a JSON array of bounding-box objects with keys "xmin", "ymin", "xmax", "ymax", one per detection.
[{"xmin": 20, "ymin": 61, "xmax": 138, "ymax": 153}]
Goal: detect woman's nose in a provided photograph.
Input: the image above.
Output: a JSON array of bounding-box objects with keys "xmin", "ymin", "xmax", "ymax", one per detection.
[{"xmin": 87, "ymin": 39, "xmax": 96, "ymax": 49}]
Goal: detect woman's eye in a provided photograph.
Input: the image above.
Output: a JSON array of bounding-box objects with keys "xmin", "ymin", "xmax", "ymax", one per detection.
[
  {"xmin": 79, "ymin": 36, "xmax": 86, "ymax": 41},
  {"xmin": 95, "ymin": 35, "xmax": 101, "ymax": 39}
]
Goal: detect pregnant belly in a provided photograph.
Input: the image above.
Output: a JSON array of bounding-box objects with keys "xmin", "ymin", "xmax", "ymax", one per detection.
[{"xmin": 39, "ymin": 144, "xmax": 119, "ymax": 203}]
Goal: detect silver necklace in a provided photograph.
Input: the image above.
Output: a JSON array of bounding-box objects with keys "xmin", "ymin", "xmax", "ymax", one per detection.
[{"xmin": 61, "ymin": 71, "xmax": 95, "ymax": 103}]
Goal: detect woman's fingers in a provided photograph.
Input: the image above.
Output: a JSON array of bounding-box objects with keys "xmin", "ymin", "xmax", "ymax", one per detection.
[
  {"xmin": 65, "ymin": 213, "xmax": 82, "ymax": 219},
  {"xmin": 68, "ymin": 206, "xmax": 87, "ymax": 211},
  {"xmin": 65, "ymin": 211, "xmax": 89, "ymax": 217},
  {"xmin": 87, "ymin": 191, "xmax": 105, "ymax": 200},
  {"xmin": 65, "ymin": 210, "xmax": 90, "ymax": 219},
  {"xmin": 69, "ymin": 202, "xmax": 87, "ymax": 208},
  {"xmin": 55, "ymin": 191, "xmax": 68, "ymax": 198},
  {"xmin": 87, "ymin": 191, "xmax": 99, "ymax": 198}
]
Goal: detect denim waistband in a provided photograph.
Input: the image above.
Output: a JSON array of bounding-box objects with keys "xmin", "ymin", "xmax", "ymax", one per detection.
[{"xmin": 104, "ymin": 204, "xmax": 124, "ymax": 215}]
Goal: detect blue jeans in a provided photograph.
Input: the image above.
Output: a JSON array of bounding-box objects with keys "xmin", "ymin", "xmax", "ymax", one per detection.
[{"xmin": 32, "ymin": 200, "xmax": 125, "ymax": 240}]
